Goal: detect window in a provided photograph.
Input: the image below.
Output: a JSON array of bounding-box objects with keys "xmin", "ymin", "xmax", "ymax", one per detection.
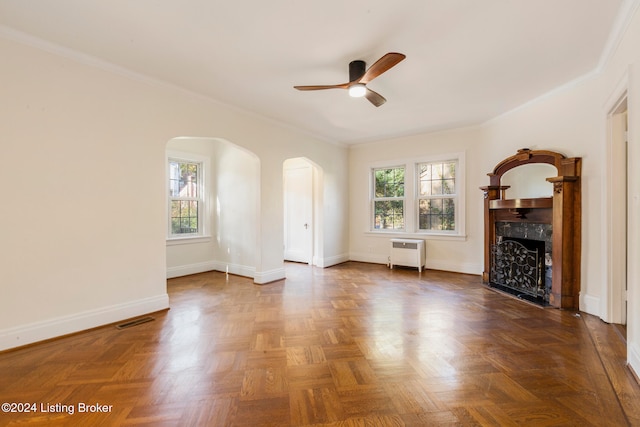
[
  {"xmin": 369, "ymin": 153, "xmax": 464, "ymax": 237},
  {"xmin": 372, "ymin": 166, "xmax": 405, "ymax": 230},
  {"xmin": 168, "ymin": 159, "xmax": 203, "ymax": 236},
  {"xmin": 417, "ymin": 160, "xmax": 457, "ymax": 231}
]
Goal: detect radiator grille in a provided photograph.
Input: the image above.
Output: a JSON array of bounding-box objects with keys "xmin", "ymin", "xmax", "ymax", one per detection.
[{"xmin": 392, "ymin": 242, "xmax": 417, "ymax": 250}]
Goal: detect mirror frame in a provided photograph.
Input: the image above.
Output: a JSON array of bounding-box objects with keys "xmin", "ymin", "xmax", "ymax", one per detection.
[{"xmin": 487, "ymin": 148, "xmax": 578, "ymax": 187}]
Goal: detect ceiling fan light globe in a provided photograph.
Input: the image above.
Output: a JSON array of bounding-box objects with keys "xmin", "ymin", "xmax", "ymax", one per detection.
[{"xmin": 348, "ymin": 84, "xmax": 366, "ymax": 98}]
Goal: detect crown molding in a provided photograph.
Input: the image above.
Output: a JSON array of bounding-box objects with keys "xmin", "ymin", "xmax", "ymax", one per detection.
[
  {"xmin": 0, "ymin": 25, "xmax": 340, "ymax": 147},
  {"xmin": 596, "ymin": 0, "xmax": 640, "ymax": 72}
]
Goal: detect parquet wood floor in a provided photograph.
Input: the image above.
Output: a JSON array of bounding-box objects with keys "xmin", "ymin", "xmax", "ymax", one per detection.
[{"xmin": 1, "ymin": 262, "xmax": 639, "ymax": 426}]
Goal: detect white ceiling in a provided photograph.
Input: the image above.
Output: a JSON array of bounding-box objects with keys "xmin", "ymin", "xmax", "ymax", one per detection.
[{"xmin": 0, "ymin": 1, "xmax": 632, "ymax": 144}]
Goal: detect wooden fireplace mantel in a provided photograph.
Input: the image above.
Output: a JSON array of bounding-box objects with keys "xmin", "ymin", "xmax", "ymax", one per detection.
[{"xmin": 480, "ymin": 149, "xmax": 581, "ymax": 309}]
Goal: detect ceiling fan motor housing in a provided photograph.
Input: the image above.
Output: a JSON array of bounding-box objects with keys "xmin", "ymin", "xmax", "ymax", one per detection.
[
  {"xmin": 293, "ymin": 53, "xmax": 405, "ymax": 107},
  {"xmin": 349, "ymin": 60, "xmax": 366, "ymax": 82}
]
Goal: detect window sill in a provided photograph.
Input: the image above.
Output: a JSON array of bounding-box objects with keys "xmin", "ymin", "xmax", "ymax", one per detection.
[
  {"xmin": 166, "ymin": 235, "xmax": 212, "ymax": 246},
  {"xmin": 364, "ymin": 231, "xmax": 467, "ymax": 242}
]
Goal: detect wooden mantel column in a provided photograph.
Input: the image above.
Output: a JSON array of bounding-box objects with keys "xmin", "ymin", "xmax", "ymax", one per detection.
[
  {"xmin": 547, "ymin": 169, "xmax": 581, "ymax": 308},
  {"xmin": 479, "ymin": 185, "xmax": 509, "ymax": 283}
]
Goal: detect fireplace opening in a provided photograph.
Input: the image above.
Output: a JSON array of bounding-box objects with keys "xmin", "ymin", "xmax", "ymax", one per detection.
[{"xmin": 490, "ymin": 236, "xmax": 549, "ymax": 306}]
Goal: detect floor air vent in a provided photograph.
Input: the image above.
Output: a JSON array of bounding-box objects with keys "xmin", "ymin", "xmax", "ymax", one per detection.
[{"xmin": 116, "ymin": 316, "xmax": 155, "ymax": 330}]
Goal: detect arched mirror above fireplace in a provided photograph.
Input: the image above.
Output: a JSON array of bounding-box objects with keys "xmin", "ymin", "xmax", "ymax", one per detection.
[
  {"xmin": 501, "ymin": 163, "xmax": 556, "ymax": 199},
  {"xmin": 480, "ymin": 149, "xmax": 581, "ymax": 310}
]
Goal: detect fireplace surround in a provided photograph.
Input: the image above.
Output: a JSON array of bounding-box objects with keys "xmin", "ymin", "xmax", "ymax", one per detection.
[
  {"xmin": 491, "ymin": 235, "xmax": 547, "ymax": 305},
  {"xmin": 480, "ymin": 149, "xmax": 581, "ymax": 309}
]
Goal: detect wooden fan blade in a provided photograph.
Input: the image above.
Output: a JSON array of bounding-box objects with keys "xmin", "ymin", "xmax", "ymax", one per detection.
[
  {"xmin": 294, "ymin": 83, "xmax": 349, "ymax": 91},
  {"xmin": 365, "ymin": 88, "xmax": 386, "ymax": 107},
  {"xmin": 359, "ymin": 52, "xmax": 406, "ymax": 84}
]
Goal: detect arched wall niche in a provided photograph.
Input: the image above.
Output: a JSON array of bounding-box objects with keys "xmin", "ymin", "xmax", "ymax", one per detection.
[{"xmin": 165, "ymin": 136, "xmax": 260, "ymax": 280}]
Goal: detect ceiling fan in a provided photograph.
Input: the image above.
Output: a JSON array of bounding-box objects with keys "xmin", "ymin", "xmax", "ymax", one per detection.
[{"xmin": 294, "ymin": 52, "xmax": 406, "ymax": 107}]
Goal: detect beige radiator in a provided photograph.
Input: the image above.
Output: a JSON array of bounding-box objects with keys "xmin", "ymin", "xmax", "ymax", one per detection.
[{"xmin": 389, "ymin": 238, "xmax": 426, "ymax": 272}]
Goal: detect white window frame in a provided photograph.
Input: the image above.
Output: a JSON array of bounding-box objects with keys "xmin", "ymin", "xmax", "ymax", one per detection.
[
  {"xmin": 371, "ymin": 165, "xmax": 406, "ymax": 231},
  {"xmin": 368, "ymin": 152, "xmax": 465, "ymax": 240},
  {"xmin": 416, "ymin": 158, "xmax": 460, "ymax": 235},
  {"xmin": 166, "ymin": 151, "xmax": 209, "ymax": 242}
]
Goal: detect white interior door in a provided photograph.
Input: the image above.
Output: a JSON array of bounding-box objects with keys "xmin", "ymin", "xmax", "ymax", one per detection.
[{"xmin": 284, "ymin": 163, "xmax": 312, "ymax": 263}]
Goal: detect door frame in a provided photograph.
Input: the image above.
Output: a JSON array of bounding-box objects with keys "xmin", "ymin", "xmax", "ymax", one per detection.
[
  {"xmin": 283, "ymin": 157, "xmax": 323, "ymax": 266},
  {"xmin": 605, "ymin": 82, "xmax": 628, "ymax": 325}
]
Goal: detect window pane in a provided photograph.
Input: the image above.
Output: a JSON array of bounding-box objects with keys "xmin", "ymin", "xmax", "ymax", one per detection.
[
  {"xmin": 374, "ymin": 200, "xmax": 404, "ymax": 230},
  {"xmin": 169, "ymin": 160, "xmax": 200, "ymax": 198},
  {"xmin": 418, "ymin": 164, "xmax": 430, "ymax": 196},
  {"xmin": 443, "ymin": 198, "xmax": 455, "ymax": 230},
  {"xmin": 171, "ymin": 200, "xmax": 199, "ymax": 234},
  {"xmin": 432, "ymin": 163, "xmax": 443, "ymax": 180},
  {"xmin": 418, "ymin": 160, "xmax": 456, "ymax": 197},
  {"xmin": 375, "ymin": 167, "xmax": 405, "ymax": 198},
  {"xmin": 419, "ymin": 163, "xmax": 431, "ymax": 179},
  {"xmin": 442, "ymin": 178, "xmax": 455, "ymax": 194},
  {"xmin": 420, "ymin": 181, "xmax": 430, "ymax": 196},
  {"xmin": 431, "ymin": 179, "xmax": 442, "ymax": 195},
  {"xmin": 419, "ymin": 198, "xmax": 455, "ymax": 231},
  {"xmin": 168, "ymin": 158, "xmax": 204, "ymax": 237},
  {"xmin": 182, "ymin": 163, "xmax": 199, "ymax": 198},
  {"xmin": 171, "ymin": 218, "xmax": 181, "ymax": 234},
  {"xmin": 443, "ymin": 162, "xmax": 455, "ymax": 179},
  {"xmin": 433, "ymin": 213, "xmax": 442, "ymax": 229},
  {"xmin": 169, "ymin": 162, "xmax": 181, "ymax": 197}
]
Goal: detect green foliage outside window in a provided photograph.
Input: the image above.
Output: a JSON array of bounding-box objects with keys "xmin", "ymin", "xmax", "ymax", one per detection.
[
  {"xmin": 375, "ymin": 168, "xmax": 405, "ymax": 198},
  {"xmin": 171, "ymin": 200, "xmax": 199, "ymax": 234},
  {"xmin": 169, "ymin": 160, "xmax": 201, "ymax": 235},
  {"xmin": 373, "ymin": 167, "xmax": 405, "ymax": 230},
  {"xmin": 418, "ymin": 161, "xmax": 456, "ymax": 231}
]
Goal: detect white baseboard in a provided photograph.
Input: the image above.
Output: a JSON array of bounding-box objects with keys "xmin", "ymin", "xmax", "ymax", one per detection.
[
  {"xmin": 317, "ymin": 253, "xmax": 350, "ymax": 268},
  {"xmin": 168, "ymin": 260, "xmax": 284, "ymax": 284},
  {"xmin": 580, "ymin": 293, "xmax": 601, "ymax": 316},
  {"xmin": 254, "ymin": 267, "xmax": 286, "ymax": 284},
  {"xmin": 629, "ymin": 341, "xmax": 640, "ymax": 379},
  {"xmin": 167, "ymin": 261, "xmax": 256, "ymax": 280},
  {"xmin": 349, "ymin": 252, "xmax": 390, "ymax": 265},
  {"xmin": 0, "ymin": 294, "xmax": 169, "ymax": 351},
  {"xmin": 167, "ymin": 261, "xmax": 217, "ymax": 279},
  {"xmin": 168, "ymin": 256, "xmax": 481, "ymax": 280},
  {"xmin": 349, "ymin": 252, "xmax": 481, "ymax": 275},
  {"xmin": 425, "ymin": 259, "xmax": 482, "ymax": 275},
  {"xmin": 212, "ymin": 261, "xmax": 256, "ymax": 278}
]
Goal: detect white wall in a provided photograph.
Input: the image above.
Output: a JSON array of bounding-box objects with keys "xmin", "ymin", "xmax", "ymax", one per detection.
[
  {"xmin": 0, "ymin": 34, "xmax": 349, "ymax": 350},
  {"xmin": 213, "ymin": 139, "xmax": 259, "ymax": 277},
  {"xmin": 348, "ymin": 126, "xmax": 485, "ymax": 274},
  {"xmin": 348, "ymin": 5, "xmax": 640, "ymax": 376}
]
